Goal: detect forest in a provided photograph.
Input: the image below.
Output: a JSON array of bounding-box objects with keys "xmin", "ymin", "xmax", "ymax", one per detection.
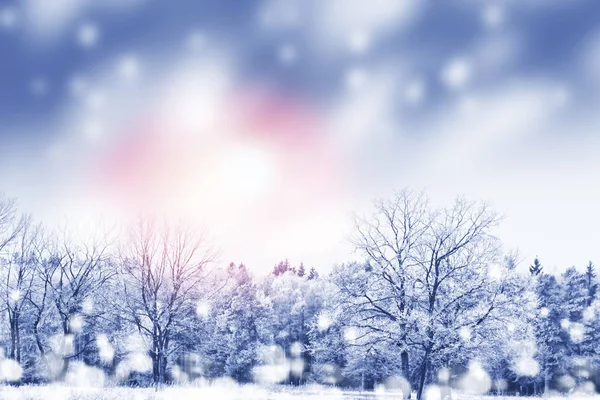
[{"xmin": 0, "ymin": 189, "xmax": 598, "ymax": 399}]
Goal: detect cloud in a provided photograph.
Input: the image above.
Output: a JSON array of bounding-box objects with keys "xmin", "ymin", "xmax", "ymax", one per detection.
[
  {"xmin": 422, "ymin": 83, "xmax": 560, "ymax": 172},
  {"xmin": 329, "ymin": 70, "xmax": 398, "ymax": 149},
  {"xmin": 391, "ymin": 82, "xmax": 600, "ymax": 271},
  {"xmin": 581, "ymin": 29, "xmax": 600, "ymax": 85},
  {"xmin": 22, "ymin": 0, "xmax": 144, "ymax": 39},
  {"xmin": 315, "ymin": 0, "xmax": 419, "ymax": 39},
  {"xmin": 1, "ymin": 36, "xmax": 355, "ymax": 270},
  {"xmin": 258, "ymin": 0, "xmax": 421, "ymax": 53},
  {"xmin": 0, "ymin": 6, "xmax": 19, "ymax": 29}
]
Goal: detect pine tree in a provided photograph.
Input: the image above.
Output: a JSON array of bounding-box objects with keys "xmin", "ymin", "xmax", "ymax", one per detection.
[
  {"xmin": 530, "ymin": 257, "xmax": 543, "ymax": 275},
  {"xmin": 297, "ymin": 263, "xmax": 306, "ymax": 278},
  {"xmin": 585, "ymin": 261, "xmax": 597, "ymax": 306},
  {"xmin": 562, "ymin": 267, "xmax": 588, "ymax": 322},
  {"xmin": 222, "ymin": 263, "xmax": 273, "ymax": 382},
  {"xmin": 534, "ymin": 274, "xmax": 566, "ymax": 394},
  {"xmin": 273, "ymin": 259, "xmax": 291, "ymax": 276},
  {"xmin": 559, "ymin": 267, "xmax": 589, "ymax": 379},
  {"xmin": 504, "ymin": 251, "xmax": 519, "ymax": 270},
  {"xmin": 307, "ymin": 267, "xmax": 319, "ymax": 280},
  {"xmin": 581, "ymin": 262, "xmax": 600, "ymax": 372}
]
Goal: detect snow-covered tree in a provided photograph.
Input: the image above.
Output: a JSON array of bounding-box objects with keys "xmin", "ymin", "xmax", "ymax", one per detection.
[
  {"xmin": 530, "ymin": 257, "xmax": 543, "ymax": 276},
  {"xmin": 117, "ymin": 218, "xmax": 216, "ymax": 385}
]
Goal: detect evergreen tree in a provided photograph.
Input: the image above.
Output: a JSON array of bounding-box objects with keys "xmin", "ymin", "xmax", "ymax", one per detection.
[
  {"xmin": 585, "ymin": 261, "xmax": 597, "ymax": 306},
  {"xmin": 297, "ymin": 263, "xmax": 306, "ymax": 278},
  {"xmin": 559, "ymin": 267, "xmax": 589, "ymax": 384},
  {"xmin": 307, "ymin": 267, "xmax": 319, "ymax": 280},
  {"xmin": 273, "ymin": 259, "xmax": 291, "ymax": 276},
  {"xmin": 530, "ymin": 257, "xmax": 543, "ymax": 275},
  {"xmin": 534, "ymin": 274, "xmax": 566, "ymax": 394},
  {"xmin": 562, "ymin": 267, "xmax": 588, "ymax": 322},
  {"xmin": 267, "ymin": 273, "xmax": 311, "ymax": 384},
  {"xmin": 223, "ymin": 263, "xmax": 272, "ymax": 382}
]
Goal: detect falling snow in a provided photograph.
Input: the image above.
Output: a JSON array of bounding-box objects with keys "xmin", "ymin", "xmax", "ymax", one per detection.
[{"xmin": 1, "ymin": 0, "xmax": 600, "ymax": 398}]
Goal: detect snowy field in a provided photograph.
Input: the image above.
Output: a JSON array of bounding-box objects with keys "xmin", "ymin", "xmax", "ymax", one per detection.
[
  {"xmin": 0, "ymin": 385, "xmax": 410, "ymax": 400},
  {"xmin": 0, "ymin": 386, "xmax": 594, "ymax": 400}
]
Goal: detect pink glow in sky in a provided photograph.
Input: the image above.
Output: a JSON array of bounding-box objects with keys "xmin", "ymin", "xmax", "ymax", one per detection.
[
  {"xmin": 88, "ymin": 87, "xmax": 350, "ymax": 269},
  {"xmin": 3, "ymin": 0, "xmax": 600, "ymax": 273}
]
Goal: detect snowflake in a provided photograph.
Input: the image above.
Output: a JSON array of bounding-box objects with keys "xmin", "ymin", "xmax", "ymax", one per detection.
[
  {"xmin": 278, "ymin": 43, "xmax": 298, "ymax": 66},
  {"xmin": 77, "ymin": 23, "xmax": 100, "ymax": 48},
  {"xmin": 317, "ymin": 313, "xmax": 332, "ymax": 331},
  {"xmin": 0, "ymin": 359, "xmax": 22, "ymax": 382},
  {"xmin": 514, "ymin": 356, "xmax": 540, "ymax": 377},
  {"xmin": 345, "ymin": 67, "xmax": 369, "ymax": 90},
  {"xmin": 405, "ymin": 79, "xmax": 426, "ymax": 105},
  {"xmin": 117, "ymin": 55, "xmax": 141, "ymax": 81},
  {"xmin": 348, "ymin": 31, "xmax": 371, "ymax": 54},
  {"xmin": 482, "ymin": 4, "xmax": 504, "ymax": 29},
  {"xmin": 196, "ymin": 301, "xmax": 211, "ymax": 318},
  {"xmin": 440, "ymin": 58, "xmax": 471, "ymax": 90}
]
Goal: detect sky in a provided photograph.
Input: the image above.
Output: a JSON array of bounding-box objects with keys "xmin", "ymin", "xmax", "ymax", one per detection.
[{"xmin": 1, "ymin": 0, "xmax": 600, "ymax": 274}]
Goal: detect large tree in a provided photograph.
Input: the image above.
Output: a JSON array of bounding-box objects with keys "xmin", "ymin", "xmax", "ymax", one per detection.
[
  {"xmin": 1, "ymin": 217, "xmax": 40, "ymax": 363},
  {"xmin": 38, "ymin": 227, "xmax": 115, "ymax": 378},
  {"xmin": 338, "ymin": 190, "xmax": 507, "ymax": 399},
  {"xmin": 118, "ymin": 218, "xmax": 216, "ymax": 385},
  {"xmin": 346, "ymin": 189, "xmax": 429, "ymax": 385}
]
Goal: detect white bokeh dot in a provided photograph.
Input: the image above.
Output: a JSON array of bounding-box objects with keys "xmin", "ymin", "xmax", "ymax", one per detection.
[
  {"xmin": 77, "ymin": 23, "xmax": 100, "ymax": 48},
  {"xmin": 30, "ymin": 77, "xmax": 49, "ymax": 97},
  {"xmin": 186, "ymin": 30, "xmax": 206, "ymax": 52},
  {"xmin": 86, "ymin": 91, "xmax": 107, "ymax": 111},
  {"xmin": 441, "ymin": 58, "xmax": 471, "ymax": 90},
  {"xmin": 0, "ymin": 7, "xmax": 18, "ymax": 29},
  {"xmin": 117, "ymin": 55, "xmax": 141, "ymax": 81},
  {"xmin": 405, "ymin": 79, "xmax": 426, "ymax": 105},
  {"xmin": 317, "ymin": 313, "xmax": 332, "ymax": 331},
  {"xmin": 348, "ymin": 31, "xmax": 371, "ymax": 54},
  {"xmin": 278, "ymin": 43, "xmax": 298, "ymax": 66},
  {"xmin": 345, "ymin": 67, "xmax": 368, "ymax": 90},
  {"xmin": 68, "ymin": 75, "xmax": 89, "ymax": 97},
  {"xmin": 482, "ymin": 4, "xmax": 505, "ymax": 29},
  {"xmin": 83, "ymin": 120, "xmax": 105, "ymax": 142}
]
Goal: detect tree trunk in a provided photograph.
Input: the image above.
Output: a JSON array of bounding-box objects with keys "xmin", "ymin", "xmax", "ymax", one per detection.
[
  {"xmin": 9, "ymin": 313, "xmax": 16, "ymax": 359},
  {"xmin": 160, "ymin": 352, "xmax": 168, "ymax": 383},
  {"xmin": 152, "ymin": 334, "xmax": 169, "ymax": 386},
  {"xmin": 401, "ymin": 350, "xmax": 411, "ymax": 399},
  {"xmin": 33, "ymin": 313, "xmax": 45, "ymax": 355},
  {"xmin": 401, "ymin": 350, "xmax": 410, "ymax": 378},
  {"xmin": 15, "ymin": 311, "xmax": 21, "ymax": 363},
  {"xmin": 416, "ymin": 347, "xmax": 431, "ymax": 400},
  {"xmin": 153, "ymin": 337, "xmax": 159, "ymax": 385},
  {"xmin": 8, "ymin": 309, "xmax": 22, "ymax": 363}
]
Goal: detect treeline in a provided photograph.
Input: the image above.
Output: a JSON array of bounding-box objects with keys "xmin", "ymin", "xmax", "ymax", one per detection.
[{"xmin": 0, "ymin": 191, "xmax": 599, "ymax": 398}]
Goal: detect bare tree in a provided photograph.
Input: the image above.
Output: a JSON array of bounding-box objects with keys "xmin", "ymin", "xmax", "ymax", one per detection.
[
  {"xmin": 118, "ymin": 218, "xmax": 216, "ymax": 385},
  {"xmin": 1, "ymin": 216, "xmax": 41, "ymax": 363},
  {"xmin": 0, "ymin": 194, "xmax": 25, "ymax": 253},
  {"xmin": 36, "ymin": 225, "xmax": 116, "ymax": 377},
  {"xmin": 0, "ymin": 194, "xmax": 30, "ymax": 367},
  {"xmin": 412, "ymin": 198, "xmax": 501, "ymax": 400},
  {"xmin": 340, "ymin": 190, "xmax": 506, "ymax": 399},
  {"xmin": 345, "ymin": 190, "xmax": 429, "ymax": 384},
  {"xmin": 28, "ymin": 234, "xmax": 52, "ymax": 358}
]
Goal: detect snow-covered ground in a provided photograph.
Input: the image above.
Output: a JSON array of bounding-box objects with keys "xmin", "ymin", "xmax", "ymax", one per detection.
[
  {"xmin": 0, "ymin": 384, "xmax": 406, "ymax": 400},
  {"xmin": 2, "ymin": 384, "xmax": 599, "ymax": 400}
]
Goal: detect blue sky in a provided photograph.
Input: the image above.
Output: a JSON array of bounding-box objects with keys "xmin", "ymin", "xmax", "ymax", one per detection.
[{"xmin": 1, "ymin": 0, "xmax": 600, "ymax": 273}]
